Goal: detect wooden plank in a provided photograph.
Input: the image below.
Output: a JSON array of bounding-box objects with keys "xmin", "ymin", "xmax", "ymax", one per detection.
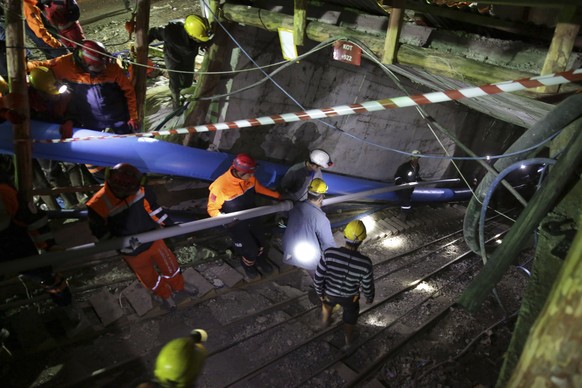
[
  {"xmin": 537, "ymin": 6, "xmax": 580, "ymax": 94},
  {"xmin": 294, "ymin": 0, "xmax": 307, "ymax": 46},
  {"xmin": 382, "ymin": 0, "xmax": 404, "ymax": 64}
]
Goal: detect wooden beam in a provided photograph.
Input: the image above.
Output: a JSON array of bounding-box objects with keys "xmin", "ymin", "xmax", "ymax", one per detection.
[
  {"xmin": 294, "ymin": 0, "xmax": 307, "ymax": 46},
  {"xmin": 5, "ymin": 0, "xmax": 33, "ymax": 200},
  {"xmin": 133, "ymin": 0, "xmax": 150, "ymax": 127},
  {"xmin": 396, "ymin": 0, "xmax": 580, "ymax": 7},
  {"xmin": 382, "ymin": 0, "xmax": 404, "ymax": 64},
  {"xmin": 537, "ymin": 6, "xmax": 580, "ymax": 94},
  {"xmin": 221, "ymin": 3, "xmax": 540, "ymax": 86}
]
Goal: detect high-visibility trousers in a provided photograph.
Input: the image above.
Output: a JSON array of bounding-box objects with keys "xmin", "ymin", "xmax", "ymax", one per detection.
[{"xmin": 123, "ymin": 239, "xmax": 184, "ymax": 299}]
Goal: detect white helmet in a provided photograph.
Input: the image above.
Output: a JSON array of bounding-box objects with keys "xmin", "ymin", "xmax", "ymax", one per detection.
[
  {"xmin": 309, "ymin": 149, "xmax": 333, "ymax": 168},
  {"xmin": 411, "ymin": 150, "xmax": 421, "ymax": 158}
]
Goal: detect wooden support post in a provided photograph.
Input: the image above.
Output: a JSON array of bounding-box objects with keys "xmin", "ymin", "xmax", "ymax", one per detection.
[
  {"xmin": 382, "ymin": 0, "xmax": 404, "ymax": 64},
  {"xmin": 536, "ymin": 6, "xmax": 580, "ymax": 94},
  {"xmin": 5, "ymin": 0, "xmax": 33, "ymax": 200},
  {"xmin": 133, "ymin": 0, "xmax": 150, "ymax": 127},
  {"xmin": 294, "ymin": 0, "xmax": 307, "ymax": 46},
  {"xmin": 204, "ymin": 0, "xmax": 219, "ymax": 26}
]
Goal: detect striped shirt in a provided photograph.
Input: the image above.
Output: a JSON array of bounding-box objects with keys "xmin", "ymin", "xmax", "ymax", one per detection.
[{"xmin": 314, "ymin": 246, "xmax": 375, "ymax": 301}]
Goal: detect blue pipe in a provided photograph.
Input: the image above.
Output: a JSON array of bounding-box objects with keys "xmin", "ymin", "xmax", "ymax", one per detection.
[{"xmin": 0, "ymin": 120, "xmax": 471, "ymax": 202}]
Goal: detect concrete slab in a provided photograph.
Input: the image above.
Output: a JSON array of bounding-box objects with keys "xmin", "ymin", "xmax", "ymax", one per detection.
[
  {"xmin": 378, "ymin": 219, "xmax": 399, "ymax": 234},
  {"xmin": 182, "ymin": 267, "xmax": 215, "ymax": 297},
  {"xmin": 333, "ymin": 361, "xmax": 357, "ymax": 381},
  {"xmin": 267, "ymin": 243, "xmax": 294, "ymax": 273},
  {"xmin": 123, "ymin": 281, "xmax": 154, "ymax": 317},
  {"xmin": 10, "ymin": 309, "xmax": 52, "ymax": 349},
  {"xmin": 200, "ymin": 259, "xmax": 246, "ymax": 287},
  {"xmin": 88, "ymin": 288, "xmax": 124, "ymax": 326}
]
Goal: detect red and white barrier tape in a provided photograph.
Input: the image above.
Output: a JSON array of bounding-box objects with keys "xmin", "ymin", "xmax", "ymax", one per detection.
[{"xmin": 38, "ymin": 68, "xmax": 582, "ymax": 143}]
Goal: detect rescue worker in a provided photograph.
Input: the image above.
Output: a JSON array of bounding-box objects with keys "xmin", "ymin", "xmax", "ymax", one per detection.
[
  {"xmin": 41, "ymin": 0, "xmax": 85, "ymax": 48},
  {"xmin": 24, "ymin": 0, "xmax": 69, "ymax": 59},
  {"xmin": 27, "ymin": 39, "xmax": 140, "ymax": 134},
  {"xmin": 148, "ymin": 15, "xmax": 213, "ymax": 109},
  {"xmin": 86, "ymin": 163, "xmax": 192, "ymax": 309},
  {"xmin": 280, "ymin": 149, "xmax": 333, "ymax": 202},
  {"xmin": 282, "ymin": 178, "xmax": 336, "ymax": 279},
  {"xmin": 393, "ymin": 150, "xmax": 422, "ymax": 221},
  {"xmin": 207, "ymin": 154, "xmax": 281, "ymax": 279},
  {"xmin": 314, "ymin": 220, "xmax": 374, "ymax": 349},
  {"xmin": 28, "ymin": 66, "xmax": 92, "ymax": 208},
  {"xmin": 0, "ymin": 171, "xmax": 72, "ymax": 306}
]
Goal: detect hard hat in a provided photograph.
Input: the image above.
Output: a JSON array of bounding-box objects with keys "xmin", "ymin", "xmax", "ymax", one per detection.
[
  {"xmin": 308, "ymin": 178, "xmax": 328, "ymax": 195},
  {"xmin": 184, "ymin": 15, "xmax": 211, "ymax": 42},
  {"xmin": 154, "ymin": 329, "xmax": 208, "ymax": 388},
  {"xmin": 309, "ymin": 149, "xmax": 333, "ymax": 168},
  {"xmin": 107, "ymin": 163, "xmax": 142, "ymax": 198},
  {"xmin": 344, "ymin": 220, "xmax": 367, "ymax": 243},
  {"xmin": 79, "ymin": 40, "xmax": 109, "ymax": 72},
  {"xmin": 0, "ymin": 76, "xmax": 8, "ymax": 95},
  {"xmin": 411, "ymin": 150, "xmax": 421, "ymax": 158},
  {"xmin": 232, "ymin": 153, "xmax": 257, "ymax": 174},
  {"xmin": 29, "ymin": 66, "xmax": 61, "ymax": 95}
]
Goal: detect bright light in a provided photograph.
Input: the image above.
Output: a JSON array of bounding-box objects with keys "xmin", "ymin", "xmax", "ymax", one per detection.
[
  {"xmin": 58, "ymin": 84, "xmax": 68, "ymax": 94},
  {"xmin": 365, "ymin": 315, "xmax": 388, "ymax": 327},
  {"xmin": 383, "ymin": 236, "xmax": 404, "ymax": 249},
  {"xmin": 293, "ymin": 241, "xmax": 319, "ymax": 265},
  {"xmin": 520, "ymin": 164, "xmax": 526, "ymax": 169},
  {"xmin": 360, "ymin": 215, "xmax": 377, "ymax": 234},
  {"xmin": 495, "ymin": 239, "xmax": 503, "ymax": 245},
  {"xmin": 414, "ymin": 282, "xmax": 434, "ymax": 293},
  {"xmin": 486, "ymin": 155, "xmax": 491, "ymax": 161}
]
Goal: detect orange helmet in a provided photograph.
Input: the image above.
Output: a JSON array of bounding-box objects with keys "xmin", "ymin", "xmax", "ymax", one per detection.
[
  {"xmin": 107, "ymin": 163, "xmax": 142, "ymax": 198},
  {"xmin": 231, "ymin": 154, "xmax": 257, "ymax": 174}
]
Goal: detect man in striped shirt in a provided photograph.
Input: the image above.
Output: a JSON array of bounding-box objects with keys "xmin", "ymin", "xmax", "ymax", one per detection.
[{"xmin": 314, "ymin": 220, "xmax": 374, "ymax": 348}]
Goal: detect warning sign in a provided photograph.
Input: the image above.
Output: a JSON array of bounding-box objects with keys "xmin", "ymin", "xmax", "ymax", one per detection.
[{"xmin": 332, "ymin": 41, "xmax": 362, "ymax": 66}]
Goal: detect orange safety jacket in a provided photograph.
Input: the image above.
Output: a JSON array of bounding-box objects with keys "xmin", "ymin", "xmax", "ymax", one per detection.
[
  {"xmin": 207, "ymin": 168, "xmax": 281, "ymax": 217},
  {"xmin": 23, "ymin": 0, "xmax": 63, "ymax": 49},
  {"xmin": 86, "ymin": 184, "xmax": 174, "ymax": 255},
  {"xmin": 29, "ymin": 53, "xmax": 138, "ymax": 129}
]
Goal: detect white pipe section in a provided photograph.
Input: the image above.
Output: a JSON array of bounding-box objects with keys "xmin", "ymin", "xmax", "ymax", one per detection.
[{"xmin": 1, "ymin": 179, "xmax": 458, "ymax": 274}]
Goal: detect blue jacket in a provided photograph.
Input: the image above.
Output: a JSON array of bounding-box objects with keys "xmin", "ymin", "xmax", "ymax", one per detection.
[{"xmin": 283, "ymin": 201, "xmax": 336, "ymax": 271}]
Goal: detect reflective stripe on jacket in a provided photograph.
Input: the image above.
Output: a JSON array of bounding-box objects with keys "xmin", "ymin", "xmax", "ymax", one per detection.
[
  {"xmin": 207, "ymin": 168, "xmax": 281, "ymax": 217},
  {"xmin": 29, "ymin": 53, "xmax": 138, "ymax": 129},
  {"xmin": 86, "ymin": 185, "xmax": 173, "ymax": 255}
]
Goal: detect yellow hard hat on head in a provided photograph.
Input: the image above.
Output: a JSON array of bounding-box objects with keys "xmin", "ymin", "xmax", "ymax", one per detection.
[
  {"xmin": 29, "ymin": 66, "xmax": 61, "ymax": 95},
  {"xmin": 308, "ymin": 178, "xmax": 328, "ymax": 195},
  {"xmin": 154, "ymin": 329, "xmax": 208, "ymax": 388},
  {"xmin": 184, "ymin": 15, "xmax": 211, "ymax": 42},
  {"xmin": 344, "ymin": 220, "xmax": 367, "ymax": 243}
]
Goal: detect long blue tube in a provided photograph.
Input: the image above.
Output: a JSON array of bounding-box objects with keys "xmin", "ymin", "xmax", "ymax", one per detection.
[{"xmin": 0, "ymin": 120, "xmax": 471, "ymax": 202}]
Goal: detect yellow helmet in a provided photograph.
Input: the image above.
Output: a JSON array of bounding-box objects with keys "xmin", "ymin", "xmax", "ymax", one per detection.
[
  {"xmin": 0, "ymin": 75, "xmax": 8, "ymax": 95},
  {"xmin": 184, "ymin": 15, "xmax": 211, "ymax": 42},
  {"xmin": 308, "ymin": 178, "xmax": 328, "ymax": 195},
  {"xmin": 154, "ymin": 329, "xmax": 208, "ymax": 388},
  {"xmin": 29, "ymin": 66, "xmax": 62, "ymax": 95},
  {"xmin": 344, "ymin": 220, "xmax": 367, "ymax": 243}
]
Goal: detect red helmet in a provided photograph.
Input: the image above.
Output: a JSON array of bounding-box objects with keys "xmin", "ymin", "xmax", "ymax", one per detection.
[
  {"xmin": 79, "ymin": 40, "xmax": 109, "ymax": 72},
  {"xmin": 107, "ymin": 163, "xmax": 142, "ymax": 198},
  {"xmin": 231, "ymin": 154, "xmax": 256, "ymax": 174}
]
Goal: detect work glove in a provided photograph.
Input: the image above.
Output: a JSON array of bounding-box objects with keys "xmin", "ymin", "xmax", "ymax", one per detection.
[
  {"xmin": 59, "ymin": 120, "xmax": 74, "ymax": 139},
  {"xmin": 127, "ymin": 118, "xmax": 140, "ymax": 133}
]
